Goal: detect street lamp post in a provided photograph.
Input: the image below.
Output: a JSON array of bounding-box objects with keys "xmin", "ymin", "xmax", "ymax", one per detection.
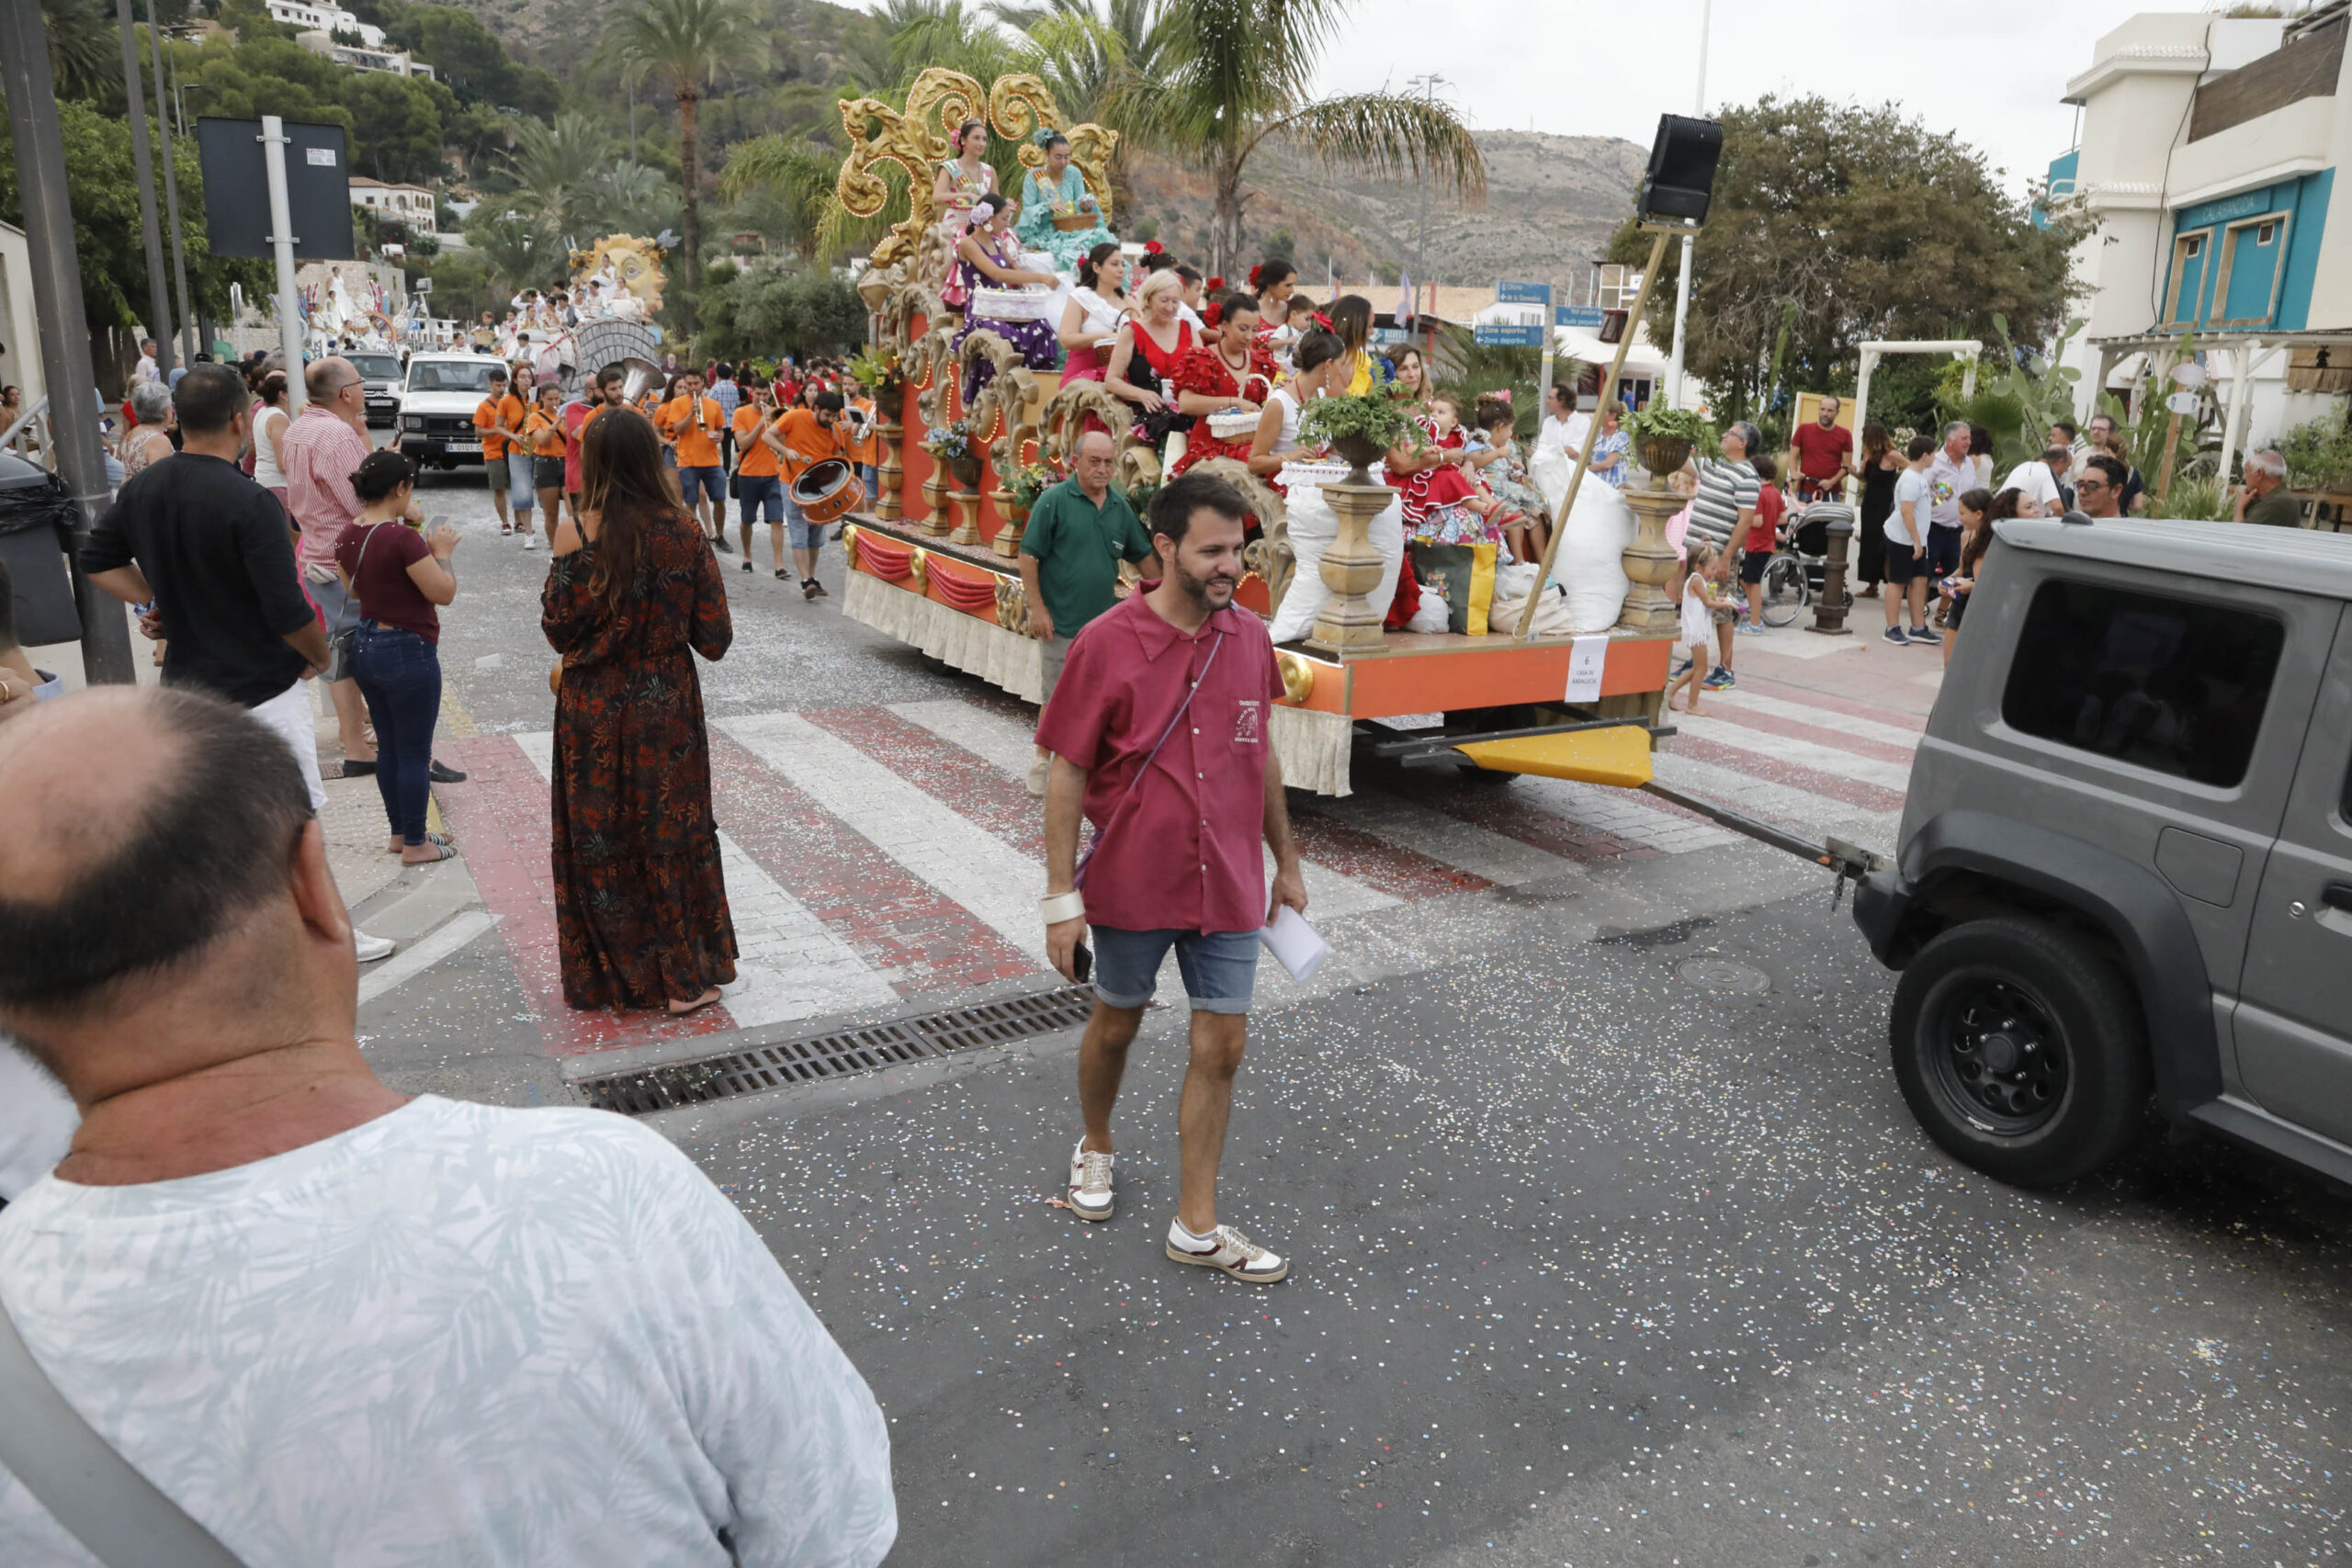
[
  {"xmin": 1665, "ymin": 0, "xmax": 1710, "ymax": 410},
  {"xmin": 148, "ymin": 0, "xmax": 198, "ymax": 368},
  {"xmin": 1, "ymin": 0, "xmax": 139, "ymax": 683},
  {"xmin": 115, "ymin": 0, "xmax": 175, "ymax": 378}
]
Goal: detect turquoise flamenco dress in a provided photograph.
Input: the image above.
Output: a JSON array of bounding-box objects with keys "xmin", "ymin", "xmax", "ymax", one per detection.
[{"xmin": 1015, "ymin": 164, "xmax": 1117, "ymax": 274}]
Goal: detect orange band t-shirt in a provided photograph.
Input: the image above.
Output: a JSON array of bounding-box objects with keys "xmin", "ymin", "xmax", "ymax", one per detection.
[
  {"xmin": 773, "ymin": 407, "xmax": 842, "ymax": 482},
  {"xmin": 733, "ymin": 406, "xmax": 783, "ymax": 479},
  {"xmin": 660, "ymin": 396, "xmax": 724, "ymax": 468},
  {"xmin": 473, "ymin": 396, "xmax": 513, "ymax": 458}
]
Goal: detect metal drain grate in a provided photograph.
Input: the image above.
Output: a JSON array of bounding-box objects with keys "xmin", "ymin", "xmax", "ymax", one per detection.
[{"xmin": 573, "ymin": 986, "xmax": 1100, "ymax": 1114}]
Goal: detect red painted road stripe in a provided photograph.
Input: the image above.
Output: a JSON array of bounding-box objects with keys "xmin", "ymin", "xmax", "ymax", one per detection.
[
  {"xmin": 1668, "ymin": 733, "xmax": 1907, "ymax": 812},
  {"xmin": 1289, "ymin": 807, "xmax": 1494, "ymax": 899},
  {"xmin": 803, "ymin": 704, "xmax": 1049, "ymax": 858},
  {"xmin": 434, "ymin": 735, "xmax": 740, "ymax": 1055},
  {"xmin": 1732, "ymin": 671, "xmax": 1931, "ymax": 733},
  {"xmin": 1700, "ymin": 704, "xmax": 1920, "ymax": 767},
  {"xmin": 1379, "ymin": 770, "xmax": 1662, "ymax": 865},
  {"xmin": 707, "ymin": 729, "xmax": 1035, "ymax": 991}
]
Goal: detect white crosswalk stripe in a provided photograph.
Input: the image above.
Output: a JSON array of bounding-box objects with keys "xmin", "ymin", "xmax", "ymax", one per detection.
[
  {"xmin": 1666, "ymin": 711, "xmax": 1918, "ymax": 793},
  {"xmin": 513, "ymin": 731, "xmax": 899, "ymax": 1025},
  {"xmin": 1706, "ymin": 689, "xmax": 1926, "ymax": 753}
]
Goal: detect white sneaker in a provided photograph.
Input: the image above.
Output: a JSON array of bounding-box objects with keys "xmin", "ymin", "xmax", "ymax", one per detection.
[
  {"xmin": 354, "ymin": 931, "xmax": 395, "ymax": 963},
  {"xmin": 521, "ymin": 532, "xmax": 538, "ymax": 551},
  {"xmin": 1026, "ymin": 755, "xmax": 1050, "ymax": 798},
  {"xmin": 1068, "ymin": 1142, "xmax": 1114, "ymax": 1221},
  {"xmin": 1166, "ymin": 1220, "xmax": 1288, "ymax": 1283}
]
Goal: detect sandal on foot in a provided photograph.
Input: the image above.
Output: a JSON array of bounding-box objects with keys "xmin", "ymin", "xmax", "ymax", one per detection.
[
  {"xmin": 400, "ymin": 842, "xmax": 458, "ymax": 864},
  {"xmin": 389, "ymin": 831, "xmax": 454, "ymax": 854}
]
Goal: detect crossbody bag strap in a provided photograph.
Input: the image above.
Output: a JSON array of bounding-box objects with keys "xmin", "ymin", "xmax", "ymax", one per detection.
[
  {"xmin": 1073, "ymin": 627, "xmax": 1225, "ymax": 890},
  {"xmin": 0, "ymin": 1296, "xmax": 247, "ymax": 1567}
]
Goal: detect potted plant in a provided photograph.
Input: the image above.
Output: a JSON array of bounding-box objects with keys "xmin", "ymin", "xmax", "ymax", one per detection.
[
  {"xmin": 1299, "ymin": 384, "xmax": 1422, "ymax": 485},
  {"xmin": 922, "ymin": 419, "xmax": 982, "ymax": 487},
  {"xmin": 1007, "ymin": 459, "xmax": 1059, "ymax": 521},
  {"xmin": 1623, "ymin": 404, "xmax": 1713, "ymax": 484}
]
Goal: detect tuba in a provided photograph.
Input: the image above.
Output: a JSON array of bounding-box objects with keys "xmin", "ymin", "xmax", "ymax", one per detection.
[{"xmin": 616, "ymin": 356, "xmax": 664, "ymax": 408}]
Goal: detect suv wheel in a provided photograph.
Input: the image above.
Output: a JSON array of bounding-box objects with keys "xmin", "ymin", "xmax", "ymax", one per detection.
[{"xmin": 1890, "ymin": 916, "xmax": 2149, "ymax": 1187}]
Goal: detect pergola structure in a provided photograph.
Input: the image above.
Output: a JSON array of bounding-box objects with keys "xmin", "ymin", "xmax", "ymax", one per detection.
[
  {"xmin": 1845, "ymin": 339, "xmax": 1981, "ymax": 505},
  {"xmin": 2083, "ymin": 329, "xmax": 2352, "ymax": 491}
]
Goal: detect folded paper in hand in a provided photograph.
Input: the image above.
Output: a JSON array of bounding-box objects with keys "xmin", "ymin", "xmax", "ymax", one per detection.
[{"xmin": 1259, "ymin": 905, "xmax": 1329, "ymax": 983}]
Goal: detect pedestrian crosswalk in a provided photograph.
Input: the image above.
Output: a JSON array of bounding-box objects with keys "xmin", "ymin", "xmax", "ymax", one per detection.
[{"xmin": 427, "ymin": 671, "xmax": 1925, "ymax": 1055}]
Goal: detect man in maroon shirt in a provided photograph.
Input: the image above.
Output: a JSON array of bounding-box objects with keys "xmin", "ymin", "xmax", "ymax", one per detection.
[
  {"xmin": 1036, "ymin": 471, "xmax": 1308, "ymax": 1284},
  {"xmin": 1787, "ymin": 395, "xmax": 1853, "ymax": 502}
]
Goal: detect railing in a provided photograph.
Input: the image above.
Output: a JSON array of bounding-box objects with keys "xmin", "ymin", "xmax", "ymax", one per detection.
[{"xmin": 1, "ymin": 394, "xmax": 50, "ymax": 460}]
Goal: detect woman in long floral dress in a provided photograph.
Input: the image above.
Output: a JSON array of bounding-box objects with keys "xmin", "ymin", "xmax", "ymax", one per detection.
[{"xmin": 542, "ymin": 407, "xmax": 738, "ymax": 1016}]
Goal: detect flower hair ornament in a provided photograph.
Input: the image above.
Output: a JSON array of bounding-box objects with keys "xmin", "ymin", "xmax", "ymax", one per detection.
[
  {"xmin": 1203, "ymin": 301, "xmax": 1225, "ymax": 331},
  {"xmin": 1032, "ymin": 126, "xmax": 1058, "ymax": 149},
  {"xmin": 1143, "ymin": 240, "xmax": 1164, "ymax": 256},
  {"xmin": 1207, "ymin": 276, "xmax": 1226, "ymax": 293},
  {"xmin": 1492, "ymin": 388, "xmax": 1512, "ymax": 402},
  {"xmin": 1248, "ymin": 263, "xmax": 1265, "ymax": 289}
]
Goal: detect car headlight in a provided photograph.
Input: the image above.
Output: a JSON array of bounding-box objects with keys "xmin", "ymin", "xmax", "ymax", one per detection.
[{"xmin": 404, "ymin": 416, "xmax": 424, "ymax": 433}]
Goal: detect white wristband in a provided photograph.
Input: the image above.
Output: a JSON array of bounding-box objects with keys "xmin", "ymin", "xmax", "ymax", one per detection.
[{"xmin": 1040, "ymin": 891, "xmax": 1086, "ymax": 926}]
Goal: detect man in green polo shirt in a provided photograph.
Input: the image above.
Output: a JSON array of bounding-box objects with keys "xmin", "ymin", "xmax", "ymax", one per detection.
[
  {"xmin": 2236, "ymin": 448, "xmax": 2301, "ymax": 528},
  {"xmin": 1021, "ymin": 429, "xmax": 1157, "ymax": 795}
]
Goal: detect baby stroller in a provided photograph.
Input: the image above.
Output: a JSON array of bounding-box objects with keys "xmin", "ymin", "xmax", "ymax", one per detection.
[{"xmin": 1758, "ymin": 499, "xmax": 1856, "ymax": 626}]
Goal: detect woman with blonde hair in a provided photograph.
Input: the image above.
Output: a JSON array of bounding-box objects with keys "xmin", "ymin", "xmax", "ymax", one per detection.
[
  {"xmin": 1104, "ymin": 266, "xmax": 1196, "ymax": 455},
  {"xmin": 543, "ymin": 407, "xmax": 738, "ymax": 1017}
]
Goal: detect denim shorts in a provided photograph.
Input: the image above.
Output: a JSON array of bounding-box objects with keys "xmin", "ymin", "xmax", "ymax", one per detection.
[
  {"xmin": 506, "ymin": 451, "xmax": 535, "ymax": 509},
  {"xmin": 1091, "ymin": 926, "xmax": 1261, "ymax": 1015},
  {"xmin": 786, "ymin": 495, "xmax": 828, "ymax": 550},
  {"xmin": 679, "ymin": 464, "xmax": 728, "ymax": 505},
  {"xmin": 740, "ymin": 472, "xmax": 786, "ymax": 524}
]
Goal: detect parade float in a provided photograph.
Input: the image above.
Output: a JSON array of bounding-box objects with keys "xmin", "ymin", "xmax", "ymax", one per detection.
[{"xmin": 834, "ymin": 79, "xmax": 1711, "ymax": 798}]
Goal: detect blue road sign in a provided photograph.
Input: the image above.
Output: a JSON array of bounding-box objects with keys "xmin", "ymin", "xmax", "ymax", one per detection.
[
  {"xmin": 1495, "ymin": 281, "xmax": 1552, "ymax": 306},
  {"xmin": 1555, "ymin": 305, "xmax": 1605, "ymax": 329},
  {"xmin": 1473, "ymin": 323, "xmax": 1547, "ymax": 347}
]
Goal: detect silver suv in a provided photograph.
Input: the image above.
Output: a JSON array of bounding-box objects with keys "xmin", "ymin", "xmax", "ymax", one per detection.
[{"xmin": 1854, "ymin": 516, "xmax": 2352, "ymax": 1188}]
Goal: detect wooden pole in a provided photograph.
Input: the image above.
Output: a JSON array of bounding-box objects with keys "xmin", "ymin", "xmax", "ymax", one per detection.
[{"xmin": 1514, "ymin": 227, "xmax": 1673, "ymax": 639}]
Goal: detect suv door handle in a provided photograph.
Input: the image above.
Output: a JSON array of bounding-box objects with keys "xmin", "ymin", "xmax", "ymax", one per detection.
[{"xmin": 2322, "ymin": 883, "xmax": 2352, "ymax": 913}]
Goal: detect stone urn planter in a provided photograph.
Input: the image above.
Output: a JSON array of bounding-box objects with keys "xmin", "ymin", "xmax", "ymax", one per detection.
[
  {"xmin": 1634, "ymin": 433, "xmax": 1694, "ymax": 487},
  {"xmin": 1330, "ymin": 434, "xmax": 1387, "ymax": 488}
]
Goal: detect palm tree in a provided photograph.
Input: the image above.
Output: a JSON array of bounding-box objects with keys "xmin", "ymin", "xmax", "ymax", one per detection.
[
  {"xmin": 1128, "ymin": 0, "xmax": 1485, "ymax": 276},
  {"xmin": 595, "ymin": 0, "xmax": 770, "ymax": 293},
  {"xmin": 502, "ymin": 111, "xmax": 608, "ymax": 243},
  {"xmin": 717, "ymin": 136, "xmax": 842, "ymax": 260},
  {"xmin": 40, "ymin": 0, "xmax": 117, "ymax": 103}
]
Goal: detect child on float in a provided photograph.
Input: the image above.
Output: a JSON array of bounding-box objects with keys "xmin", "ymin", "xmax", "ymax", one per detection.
[
  {"xmin": 1466, "ymin": 395, "xmax": 1550, "ymax": 566},
  {"xmin": 1386, "ymin": 391, "xmax": 1505, "ymax": 547}
]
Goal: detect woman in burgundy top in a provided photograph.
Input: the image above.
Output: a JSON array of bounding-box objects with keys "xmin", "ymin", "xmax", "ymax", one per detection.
[{"xmin": 334, "ymin": 449, "xmax": 461, "ymax": 864}]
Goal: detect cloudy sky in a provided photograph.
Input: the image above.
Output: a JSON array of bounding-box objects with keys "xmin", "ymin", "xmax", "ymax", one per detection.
[{"xmin": 1310, "ymin": 0, "xmax": 2120, "ymax": 197}]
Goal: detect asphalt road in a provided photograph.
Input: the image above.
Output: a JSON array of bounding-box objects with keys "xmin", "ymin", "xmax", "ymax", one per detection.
[{"xmin": 392, "ymin": 464, "xmax": 2351, "ymax": 1565}]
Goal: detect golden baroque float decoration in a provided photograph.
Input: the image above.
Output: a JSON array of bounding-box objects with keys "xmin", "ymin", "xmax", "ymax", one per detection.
[
  {"xmin": 835, "ymin": 69, "xmax": 1118, "ymax": 276},
  {"xmin": 569, "ymin": 234, "xmax": 666, "ymax": 317}
]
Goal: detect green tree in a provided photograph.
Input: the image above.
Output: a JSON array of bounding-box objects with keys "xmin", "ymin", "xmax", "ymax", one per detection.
[
  {"xmin": 462, "ymin": 209, "xmax": 553, "ymax": 297},
  {"xmin": 501, "ymin": 110, "xmax": 609, "ymax": 241},
  {"xmin": 596, "ymin": 0, "xmax": 771, "ymax": 297},
  {"xmin": 718, "ymin": 135, "xmax": 841, "ymax": 260},
  {"xmin": 1118, "ymin": 0, "xmax": 1483, "ymax": 276},
  {"xmin": 1607, "ymin": 95, "xmax": 2089, "ymax": 423},
  {"xmin": 39, "ymin": 0, "xmax": 119, "ymax": 107},
  {"xmin": 0, "ymin": 101, "xmax": 266, "ymax": 331},
  {"xmin": 700, "ymin": 258, "xmax": 865, "ymax": 359}
]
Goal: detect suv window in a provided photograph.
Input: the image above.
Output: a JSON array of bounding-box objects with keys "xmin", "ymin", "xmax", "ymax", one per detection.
[
  {"xmin": 348, "ymin": 355, "xmax": 402, "ymax": 381},
  {"xmin": 407, "ymin": 360, "xmax": 500, "ymax": 394},
  {"xmin": 2001, "ymin": 579, "xmax": 2283, "ymax": 787}
]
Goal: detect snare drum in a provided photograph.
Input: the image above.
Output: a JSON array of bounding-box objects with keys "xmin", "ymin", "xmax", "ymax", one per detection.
[{"xmin": 791, "ymin": 457, "xmax": 865, "ymax": 525}]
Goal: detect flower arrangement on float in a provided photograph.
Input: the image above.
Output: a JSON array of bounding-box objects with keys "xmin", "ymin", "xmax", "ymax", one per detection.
[
  {"xmin": 846, "ymin": 344, "xmax": 902, "ymax": 393},
  {"xmin": 922, "ymin": 417, "xmax": 983, "ymax": 485},
  {"xmin": 1007, "ymin": 459, "xmax": 1059, "ymax": 520}
]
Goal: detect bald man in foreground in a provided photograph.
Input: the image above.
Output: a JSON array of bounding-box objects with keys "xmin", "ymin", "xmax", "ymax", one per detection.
[{"xmin": 0, "ymin": 689, "xmax": 897, "ymax": 1567}]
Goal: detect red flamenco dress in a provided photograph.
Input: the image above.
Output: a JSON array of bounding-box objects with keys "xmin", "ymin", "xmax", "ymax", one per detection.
[
  {"xmin": 1122, "ymin": 318, "xmax": 1196, "ymax": 453},
  {"xmin": 1385, "ymin": 417, "xmax": 1492, "ymax": 541},
  {"xmin": 1167, "ymin": 340, "xmax": 1275, "ymax": 477}
]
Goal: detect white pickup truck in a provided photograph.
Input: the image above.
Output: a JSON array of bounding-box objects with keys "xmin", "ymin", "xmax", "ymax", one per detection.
[{"xmin": 396, "ymin": 353, "xmax": 505, "ymax": 470}]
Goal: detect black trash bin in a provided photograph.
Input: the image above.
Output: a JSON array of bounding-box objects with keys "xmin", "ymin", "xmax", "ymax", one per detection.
[{"xmin": 0, "ymin": 452, "xmax": 83, "ymax": 649}]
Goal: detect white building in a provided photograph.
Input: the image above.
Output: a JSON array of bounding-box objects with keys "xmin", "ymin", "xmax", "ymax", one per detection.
[
  {"xmin": 266, "ymin": 0, "xmax": 379, "ymax": 44},
  {"xmin": 2052, "ymin": 2, "xmax": 2351, "ymax": 465},
  {"xmin": 267, "ymin": 0, "xmax": 435, "ymax": 77},
  {"xmin": 298, "ymin": 32, "xmax": 435, "ymax": 78},
  {"xmin": 349, "ymin": 177, "xmax": 438, "ymax": 238}
]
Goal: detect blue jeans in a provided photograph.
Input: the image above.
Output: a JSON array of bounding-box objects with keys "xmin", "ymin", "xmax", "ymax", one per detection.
[
  {"xmin": 1091, "ymin": 926, "xmax": 1261, "ymax": 1014},
  {"xmin": 739, "ymin": 473, "xmax": 786, "ymax": 527},
  {"xmin": 351, "ymin": 624, "xmax": 442, "ymax": 846}
]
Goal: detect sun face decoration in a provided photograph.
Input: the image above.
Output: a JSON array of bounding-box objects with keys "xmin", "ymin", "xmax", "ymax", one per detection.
[{"xmin": 572, "ymin": 235, "xmax": 666, "ymax": 316}]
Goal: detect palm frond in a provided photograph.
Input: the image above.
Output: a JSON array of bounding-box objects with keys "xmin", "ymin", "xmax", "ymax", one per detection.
[
  {"xmin": 1261, "ymin": 92, "xmax": 1487, "ymax": 197},
  {"xmin": 594, "ymin": 0, "xmax": 771, "ymax": 92}
]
